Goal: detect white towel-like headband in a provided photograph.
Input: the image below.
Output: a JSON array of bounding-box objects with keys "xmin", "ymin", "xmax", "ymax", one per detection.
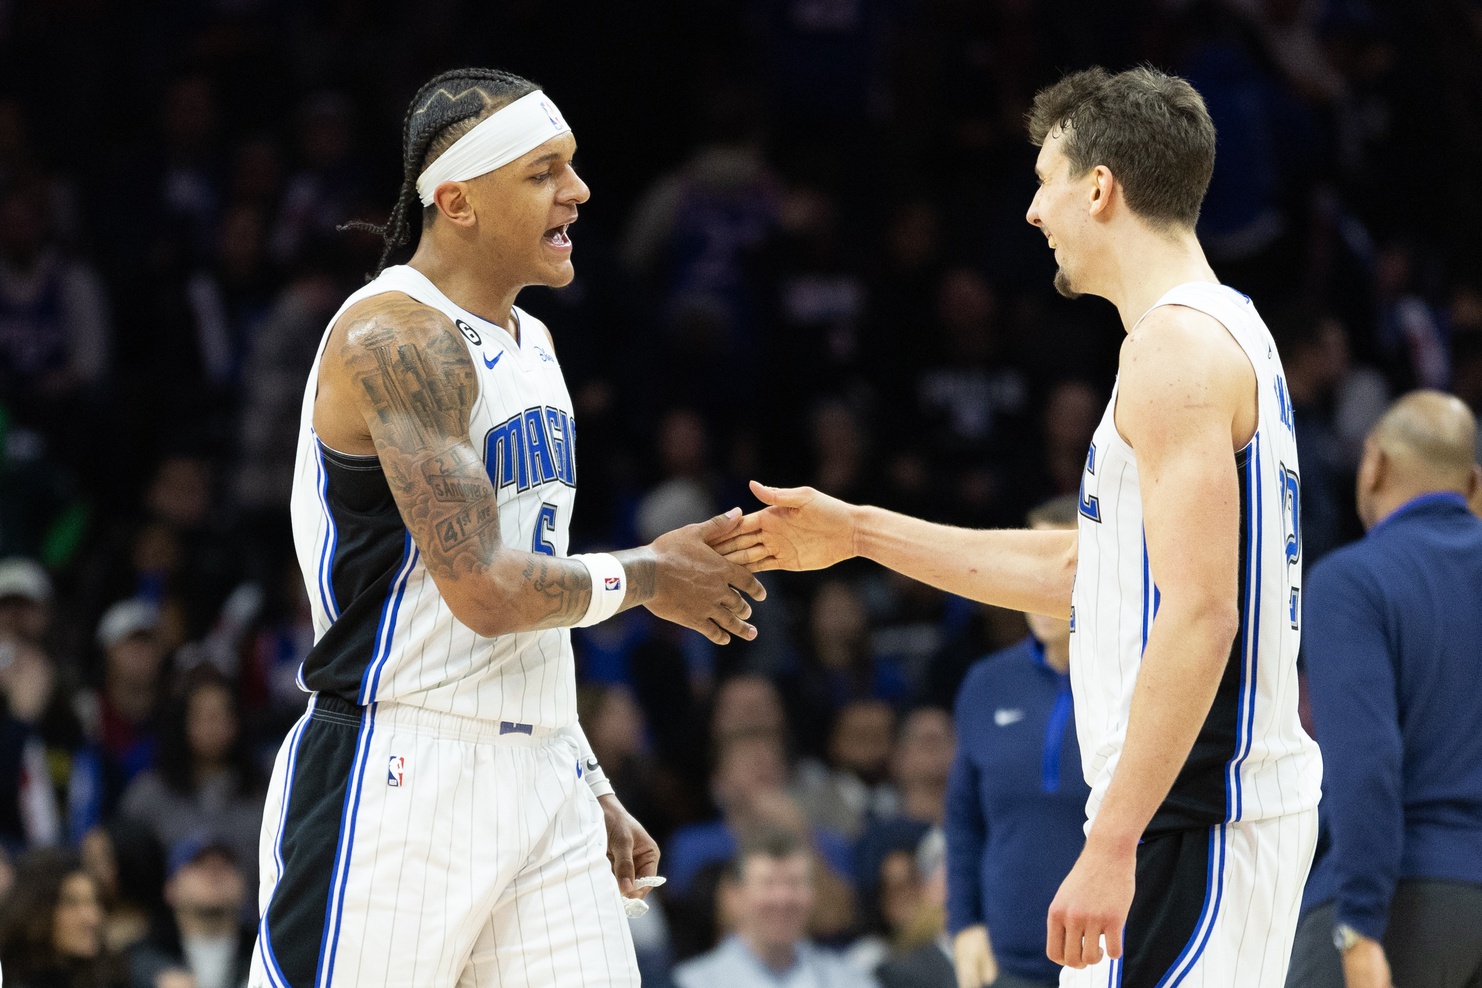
[{"xmin": 415, "ymin": 90, "xmax": 571, "ymax": 206}]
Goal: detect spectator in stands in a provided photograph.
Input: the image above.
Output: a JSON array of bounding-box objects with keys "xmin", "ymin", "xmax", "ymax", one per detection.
[
  {"xmin": 794, "ymin": 699, "xmax": 897, "ymax": 839},
  {"xmin": 129, "ymin": 840, "xmax": 253, "ymax": 988},
  {"xmin": 84, "ymin": 599, "xmax": 167, "ymax": 801},
  {"xmin": 874, "ymin": 829, "xmax": 954, "ymax": 988},
  {"xmin": 673, "ymin": 828, "xmax": 875, "ymax": 988},
  {"xmin": 79, "ymin": 819, "xmax": 168, "ymax": 957},
  {"xmin": 119, "ymin": 667, "xmax": 263, "ymax": 891},
  {"xmin": 0, "ymin": 556, "xmax": 51, "ymax": 642},
  {"xmin": 1288, "ymin": 391, "xmax": 1482, "ymax": 988},
  {"xmin": 889, "ymin": 708, "xmax": 953, "ymax": 827},
  {"xmin": 945, "ymin": 495, "xmax": 1088, "ymax": 988},
  {"xmin": 667, "ymin": 729, "xmax": 851, "ymax": 898},
  {"xmin": 0, "ymin": 635, "xmax": 89, "ymax": 848},
  {"xmin": 0, "ymin": 848, "xmax": 125, "ymax": 988}
]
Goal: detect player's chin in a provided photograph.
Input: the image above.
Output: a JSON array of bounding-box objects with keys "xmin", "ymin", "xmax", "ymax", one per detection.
[{"xmin": 533, "ymin": 256, "xmax": 577, "ymax": 288}]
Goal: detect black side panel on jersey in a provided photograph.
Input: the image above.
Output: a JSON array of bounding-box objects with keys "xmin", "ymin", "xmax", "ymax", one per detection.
[
  {"xmin": 259, "ymin": 697, "xmax": 366, "ymax": 988},
  {"xmin": 1146, "ymin": 445, "xmax": 1250, "ymax": 836},
  {"xmin": 300, "ymin": 443, "xmax": 411, "ymax": 703}
]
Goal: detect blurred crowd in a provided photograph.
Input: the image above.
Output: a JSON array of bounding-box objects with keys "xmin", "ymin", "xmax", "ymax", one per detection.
[{"xmin": 2, "ymin": 0, "xmax": 1481, "ymax": 986}]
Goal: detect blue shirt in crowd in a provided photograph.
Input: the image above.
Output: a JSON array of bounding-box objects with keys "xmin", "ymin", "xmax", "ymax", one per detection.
[
  {"xmin": 1301, "ymin": 492, "xmax": 1482, "ymax": 940},
  {"xmin": 945, "ymin": 637, "xmax": 1088, "ymax": 983}
]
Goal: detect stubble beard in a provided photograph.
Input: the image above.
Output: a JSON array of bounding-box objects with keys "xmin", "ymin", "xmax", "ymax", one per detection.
[{"xmin": 1053, "ymin": 266, "xmax": 1081, "ymax": 300}]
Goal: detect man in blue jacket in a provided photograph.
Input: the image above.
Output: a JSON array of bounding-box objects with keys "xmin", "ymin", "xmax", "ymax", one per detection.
[
  {"xmin": 1287, "ymin": 390, "xmax": 1482, "ymax": 988},
  {"xmin": 945, "ymin": 495, "xmax": 1088, "ymax": 988}
]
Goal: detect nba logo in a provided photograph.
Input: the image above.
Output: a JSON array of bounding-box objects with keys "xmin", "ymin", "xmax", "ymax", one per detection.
[
  {"xmin": 540, "ymin": 100, "xmax": 563, "ymax": 129},
  {"xmin": 604, "ymin": 576, "xmax": 622, "ymax": 592},
  {"xmin": 387, "ymin": 756, "xmax": 405, "ymax": 788}
]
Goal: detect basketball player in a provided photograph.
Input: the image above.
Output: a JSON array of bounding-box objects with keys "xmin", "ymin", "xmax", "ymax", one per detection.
[
  {"xmin": 716, "ymin": 67, "xmax": 1322, "ymax": 986},
  {"xmin": 249, "ymin": 68, "xmax": 766, "ymax": 988}
]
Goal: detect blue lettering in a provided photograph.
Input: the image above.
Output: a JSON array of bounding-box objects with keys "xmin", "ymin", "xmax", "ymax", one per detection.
[
  {"xmin": 1079, "ymin": 443, "xmax": 1102, "ymax": 523},
  {"xmin": 546, "ymin": 408, "xmax": 569, "ymax": 484},
  {"xmin": 485, "ymin": 415, "xmax": 528, "ymax": 491},
  {"xmin": 524, "ymin": 408, "xmax": 558, "ymax": 485}
]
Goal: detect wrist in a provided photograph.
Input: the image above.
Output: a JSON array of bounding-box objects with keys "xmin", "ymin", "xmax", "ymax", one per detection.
[
  {"xmin": 1084, "ymin": 822, "xmax": 1140, "ymax": 859},
  {"xmin": 849, "ymin": 504, "xmax": 877, "ymax": 561}
]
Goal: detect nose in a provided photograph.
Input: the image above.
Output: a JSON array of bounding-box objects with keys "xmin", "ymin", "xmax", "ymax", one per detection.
[
  {"xmin": 1026, "ymin": 190, "xmax": 1042, "ymax": 229},
  {"xmin": 566, "ymin": 165, "xmax": 591, "ymax": 206}
]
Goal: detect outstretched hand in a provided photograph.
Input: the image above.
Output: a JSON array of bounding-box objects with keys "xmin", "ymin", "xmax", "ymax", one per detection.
[
  {"xmin": 646, "ymin": 508, "xmax": 768, "ymax": 644},
  {"xmin": 708, "ymin": 481, "xmax": 859, "ymax": 572}
]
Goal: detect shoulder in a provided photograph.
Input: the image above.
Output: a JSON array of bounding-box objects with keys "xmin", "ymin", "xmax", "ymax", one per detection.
[
  {"xmin": 326, "ymin": 292, "xmax": 468, "ymax": 366},
  {"xmin": 673, "ymin": 943, "xmax": 732, "ymax": 987},
  {"xmin": 1306, "ymin": 539, "xmax": 1383, "ymax": 600},
  {"xmin": 1121, "ymin": 303, "xmax": 1250, "ymax": 396}
]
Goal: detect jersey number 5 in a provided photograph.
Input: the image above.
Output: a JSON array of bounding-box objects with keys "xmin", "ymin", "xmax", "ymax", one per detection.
[{"xmin": 533, "ymin": 503, "xmax": 558, "ymax": 556}]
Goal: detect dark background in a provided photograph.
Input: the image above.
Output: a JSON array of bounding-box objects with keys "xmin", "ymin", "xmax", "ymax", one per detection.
[{"xmin": 1, "ymin": 0, "xmax": 1480, "ymax": 983}]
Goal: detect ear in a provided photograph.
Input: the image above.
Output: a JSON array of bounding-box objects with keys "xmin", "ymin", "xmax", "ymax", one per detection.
[
  {"xmin": 1088, "ymin": 165, "xmax": 1115, "ymax": 217},
  {"xmin": 432, "ymin": 181, "xmax": 477, "ymax": 227}
]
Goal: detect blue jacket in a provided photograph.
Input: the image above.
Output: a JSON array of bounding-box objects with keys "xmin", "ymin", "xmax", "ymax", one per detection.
[
  {"xmin": 945, "ymin": 637, "xmax": 1088, "ymax": 982},
  {"xmin": 1302, "ymin": 492, "xmax": 1482, "ymax": 939}
]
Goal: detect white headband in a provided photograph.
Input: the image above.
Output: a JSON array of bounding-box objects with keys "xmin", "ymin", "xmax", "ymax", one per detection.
[{"xmin": 415, "ymin": 90, "xmax": 571, "ymax": 206}]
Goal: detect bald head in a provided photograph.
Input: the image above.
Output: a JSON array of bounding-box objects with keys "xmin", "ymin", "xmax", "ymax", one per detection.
[{"xmin": 1357, "ymin": 390, "xmax": 1482, "ymax": 529}]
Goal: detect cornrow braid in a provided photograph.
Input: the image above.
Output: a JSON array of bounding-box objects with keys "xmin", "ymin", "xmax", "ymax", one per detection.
[{"xmin": 340, "ymin": 67, "xmax": 540, "ymax": 278}]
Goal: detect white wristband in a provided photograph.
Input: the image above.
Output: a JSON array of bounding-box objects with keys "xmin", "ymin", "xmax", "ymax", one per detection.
[{"xmin": 570, "ymin": 553, "xmax": 627, "ymax": 628}]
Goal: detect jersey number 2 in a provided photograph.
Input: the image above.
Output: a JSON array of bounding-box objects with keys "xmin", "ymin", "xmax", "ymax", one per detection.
[{"xmin": 533, "ymin": 503, "xmax": 558, "ymax": 556}]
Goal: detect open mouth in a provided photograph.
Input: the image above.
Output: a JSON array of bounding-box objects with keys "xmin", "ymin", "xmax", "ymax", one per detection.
[{"xmin": 543, "ymin": 223, "xmax": 572, "ymax": 249}]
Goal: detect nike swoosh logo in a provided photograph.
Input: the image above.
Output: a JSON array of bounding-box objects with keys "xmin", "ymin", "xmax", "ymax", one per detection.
[
  {"xmin": 483, "ymin": 351, "xmax": 503, "ymax": 369},
  {"xmin": 586, "ymin": 759, "xmax": 600, "ymax": 772},
  {"xmin": 994, "ymin": 708, "xmax": 1026, "ymax": 727}
]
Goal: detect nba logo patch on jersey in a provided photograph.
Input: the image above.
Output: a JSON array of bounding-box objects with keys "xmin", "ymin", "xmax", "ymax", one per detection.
[
  {"xmin": 387, "ymin": 756, "xmax": 405, "ymax": 788},
  {"xmin": 604, "ymin": 576, "xmax": 622, "ymax": 591}
]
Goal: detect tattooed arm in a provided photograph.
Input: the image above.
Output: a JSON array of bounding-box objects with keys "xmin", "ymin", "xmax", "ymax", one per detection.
[{"xmin": 313, "ymin": 293, "xmax": 763, "ymax": 642}]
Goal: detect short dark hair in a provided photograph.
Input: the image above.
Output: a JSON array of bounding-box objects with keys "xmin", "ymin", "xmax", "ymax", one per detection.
[
  {"xmin": 729, "ymin": 827, "xmax": 810, "ymax": 880},
  {"xmin": 1027, "ymin": 493, "xmax": 1081, "ymax": 528},
  {"xmin": 1027, "ymin": 66, "xmax": 1215, "ymax": 229},
  {"xmin": 343, "ymin": 67, "xmax": 540, "ymax": 277}
]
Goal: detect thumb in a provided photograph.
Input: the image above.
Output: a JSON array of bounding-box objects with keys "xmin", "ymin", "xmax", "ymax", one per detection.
[
  {"xmin": 694, "ymin": 507, "xmax": 743, "ymax": 541},
  {"xmin": 749, "ymin": 480, "xmax": 809, "ymax": 507}
]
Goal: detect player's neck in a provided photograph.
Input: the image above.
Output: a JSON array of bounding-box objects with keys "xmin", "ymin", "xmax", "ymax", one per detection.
[
  {"xmin": 408, "ymin": 241, "xmax": 523, "ymax": 342},
  {"xmin": 1101, "ymin": 227, "xmax": 1217, "ymax": 333}
]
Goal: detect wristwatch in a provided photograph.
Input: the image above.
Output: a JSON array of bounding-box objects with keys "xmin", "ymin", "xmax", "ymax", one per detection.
[{"xmin": 1333, "ymin": 924, "xmax": 1363, "ymax": 953}]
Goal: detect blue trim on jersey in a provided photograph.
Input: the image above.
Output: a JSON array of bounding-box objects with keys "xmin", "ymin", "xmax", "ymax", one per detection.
[
  {"xmin": 359, "ymin": 532, "xmax": 419, "ymax": 704},
  {"xmin": 1229, "ymin": 434, "xmax": 1264, "ymax": 822},
  {"xmin": 257, "ymin": 700, "xmax": 314, "ymax": 988},
  {"xmin": 1042, "ymin": 686, "xmax": 1073, "ymax": 793},
  {"xmin": 1154, "ymin": 824, "xmax": 1228, "ymax": 988},
  {"xmin": 316, "ymin": 702, "xmax": 377, "ymax": 988},
  {"xmin": 313, "ymin": 441, "xmax": 341, "ymax": 622},
  {"xmin": 1108, "ymin": 956, "xmax": 1123, "ymax": 986}
]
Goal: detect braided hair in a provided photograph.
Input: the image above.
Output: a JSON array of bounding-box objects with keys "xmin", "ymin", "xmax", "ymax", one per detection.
[{"xmin": 343, "ymin": 67, "xmax": 539, "ymax": 277}]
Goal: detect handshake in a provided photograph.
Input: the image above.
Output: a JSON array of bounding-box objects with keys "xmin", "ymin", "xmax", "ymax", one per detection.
[{"xmin": 642, "ymin": 481, "xmax": 852, "ymax": 644}]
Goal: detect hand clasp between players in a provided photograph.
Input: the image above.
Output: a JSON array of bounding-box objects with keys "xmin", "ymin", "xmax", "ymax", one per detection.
[
  {"xmin": 709, "ymin": 481, "xmax": 859, "ymax": 573},
  {"xmin": 650, "ymin": 507, "xmax": 768, "ymax": 645}
]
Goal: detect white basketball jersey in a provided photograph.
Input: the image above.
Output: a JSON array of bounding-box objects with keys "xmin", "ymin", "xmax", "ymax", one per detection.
[
  {"xmin": 289, "ymin": 265, "xmax": 579, "ymax": 728},
  {"xmin": 1069, "ymin": 282, "xmax": 1322, "ymax": 835}
]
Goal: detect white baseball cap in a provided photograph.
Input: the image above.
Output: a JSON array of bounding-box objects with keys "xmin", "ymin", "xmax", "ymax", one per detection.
[
  {"xmin": 0, "ymin": 557, "xmax": 52, "ymax": 604},
  {"xmin": 96, "ymin": 598, "xmax": 162, "ymax": 649}
]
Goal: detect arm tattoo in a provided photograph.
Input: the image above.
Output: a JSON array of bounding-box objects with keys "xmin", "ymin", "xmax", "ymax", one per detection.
[
  {"xmin": 331, "ymin": 296, "xmax": 607, "ymax": 632},
  {"xmin": 613, "ymin": 548, "xmax": 657, "ymax": 613},
  {"xmin": 522, "ymin": 556, "xmax": 594, "ymax": 625}
]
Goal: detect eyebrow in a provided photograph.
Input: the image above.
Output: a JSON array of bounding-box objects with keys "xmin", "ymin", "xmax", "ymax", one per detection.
[{"xmin": 526, "ymin": 152, "xmax": 561, "ymax": 169}]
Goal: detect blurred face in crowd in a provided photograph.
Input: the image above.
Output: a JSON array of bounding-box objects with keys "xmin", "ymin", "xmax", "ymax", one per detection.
[
  {"xmin": 712, "ymin": 676, "xmax": 786, "ymax": 741},
  {"xmin": 1026, "ymin": 127, "xmax": 1105, "ymax": 300},
  {"xmin": 589, "ymin": 685, "xmax": 645, "ymax": 767},
  {"xmin": 829, "ymin": 701, "xmax": 895, "ymax": 780},
  {"xmin": 107, "ymin": 632, "xmax": 164, "ymax": 689},
  {"xmin": 713, "ymin": 734, "xmax": 788, "ymax": 813},
  {"xmin": 52, "ymin": 871, "xmax": 104, "ymax": 960},
  {"xmin": 167, "ymin": 851, "xmax": 246, "ymax": 936},
  {"xmin": 0, "ymin": 594, "xmax": 48, "ymax": 641},
  {"xmin": 893, "ymin": 708, "xmax": 955, "ymax": 788},
  {"xmin": 878, "ymin": 850, "xmax": 921, "ymax": 932},
  {"xmin": 736, "ymin": 852, "xmax": 815, "ymax": 956},
  {"xmin": 809, "ymin": 581, "xmax": 868, "ymax": 666},
  {"xmin": 429, "ymin": 131, "xmax": 590, "ymax": 290},
  {"xmin": 187, "ymin": 682, "xmax": 238, "ymax": 767}
]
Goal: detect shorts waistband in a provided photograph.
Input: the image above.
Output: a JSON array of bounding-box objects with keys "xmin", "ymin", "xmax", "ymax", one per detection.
[{"xmin": 312, "ymin": 693, "xmax": 563, "ymax": 744}]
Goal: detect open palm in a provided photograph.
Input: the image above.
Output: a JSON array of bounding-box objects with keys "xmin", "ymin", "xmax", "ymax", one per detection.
[{"xmin": 709, "ymin": 481, "xmax": 859, "ymax": 572}]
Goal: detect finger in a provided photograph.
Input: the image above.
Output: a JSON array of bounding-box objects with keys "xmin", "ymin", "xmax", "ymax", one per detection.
[
  {"xmin": 749, "ymin": 480, "xmax": 812, "ymax": 507},
  {"xmin": 709, "ymin": 530, "xmax": 765, "ymax": 556},
  {"xmin": 693, "ymin": 507, "xmax": 743, "ymax": 542},
  {"xmin": 1082, "ymin": 924, "xmax": 1103, "ymax": 967},
  {"xmin": 693, "ymin": 617, "xmax": 730, "ymax": 645},
  {"xmin": 720, "ymin": 589, "xmax": 753, "ymax": 620},
  {"xmin": 726, "ymin": 563, "xmax": 768, "ymax": 602},
  {"xmin": 710, "ymin": 608, "xmax": 757, "ymax": 641},
  {"xmin": 719, "ymin": 544, "xmax": 774, "ymax": 567},
  {"xmin": 1046, "ymin": 913, "xmax": 1065, "ymax": 965},
  {"xmin": 1062, "ymin": 917, "xmax": 1085, "ymax": 969},
  {"xmin": 1105, "ymin": 924, "xmax": 1124, "ymax": 960}
]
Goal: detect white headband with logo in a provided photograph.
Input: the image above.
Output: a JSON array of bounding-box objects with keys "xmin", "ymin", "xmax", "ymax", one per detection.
[{"xmin": 415, "ymin": 90, "xmax": 571, "ymax": 206}]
